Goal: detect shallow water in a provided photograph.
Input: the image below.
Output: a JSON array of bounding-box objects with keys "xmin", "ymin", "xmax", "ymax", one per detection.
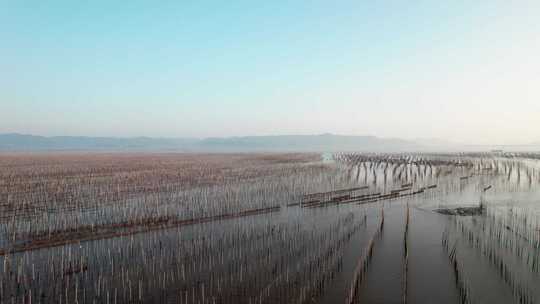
[
  {"xmin": 2, "ymin": 153, "xmax": 540, "ymax": 303},
  {"xmin": 408, "ymin": 208, "xmax": 459, "ymax": 304},
  {"xmin": 356, "ymin": 202, "xmax": 406, "ymax": 304}
]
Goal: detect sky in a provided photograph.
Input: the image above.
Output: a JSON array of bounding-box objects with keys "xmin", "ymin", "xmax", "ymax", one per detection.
[{"xmin": 1, "ymin": 1, "xmax": 539, "ymax": 145}]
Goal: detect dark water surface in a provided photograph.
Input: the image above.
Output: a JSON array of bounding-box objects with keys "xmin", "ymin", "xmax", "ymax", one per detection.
[
  {"xmin": 408, "ymin": 208, "xmax": 459, "ymax": 304},
  {"xmin": 356, "ymin": 202, "xmax": 406, "ymax": 304}
]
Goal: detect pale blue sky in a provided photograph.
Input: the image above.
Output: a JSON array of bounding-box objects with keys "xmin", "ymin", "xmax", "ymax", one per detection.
[{"xmin": 2, "ymin": 1, "xmax": 539, "ymax": 144}]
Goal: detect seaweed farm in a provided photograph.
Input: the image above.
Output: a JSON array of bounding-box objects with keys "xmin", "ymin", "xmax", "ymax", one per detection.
[{"xmin": 1, "ymin": 152, "xmax": 540, "ymax": 304}]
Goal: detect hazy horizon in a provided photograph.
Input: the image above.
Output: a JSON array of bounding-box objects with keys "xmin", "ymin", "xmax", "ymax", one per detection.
[
  {"xmin": 2, "ymin": 2, "xmax": 540, "ymax": 145},
  {"xmin": 3, "ymin": 132, "xmax": 540, "ymax": 149}
]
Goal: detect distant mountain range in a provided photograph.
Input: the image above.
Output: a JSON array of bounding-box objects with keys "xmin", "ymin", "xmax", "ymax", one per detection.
[
  {"xmin": 0, "ymin": 133, "xmax": 422, "ymax": 152},
  {"xmin": 2, "ymin": 133, "xmax": 538, "ymax": 152}
]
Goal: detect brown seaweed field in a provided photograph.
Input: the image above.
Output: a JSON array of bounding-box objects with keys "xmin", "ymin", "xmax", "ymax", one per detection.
[{"xmin": 1, "ymin": 152, "xmax": 540, "ymax": 304}]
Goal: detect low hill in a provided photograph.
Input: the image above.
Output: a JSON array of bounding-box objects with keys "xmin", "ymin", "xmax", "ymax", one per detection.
[{"xmin": 0, "ymin": 133, "xmax": 422, "ymax": 152}]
